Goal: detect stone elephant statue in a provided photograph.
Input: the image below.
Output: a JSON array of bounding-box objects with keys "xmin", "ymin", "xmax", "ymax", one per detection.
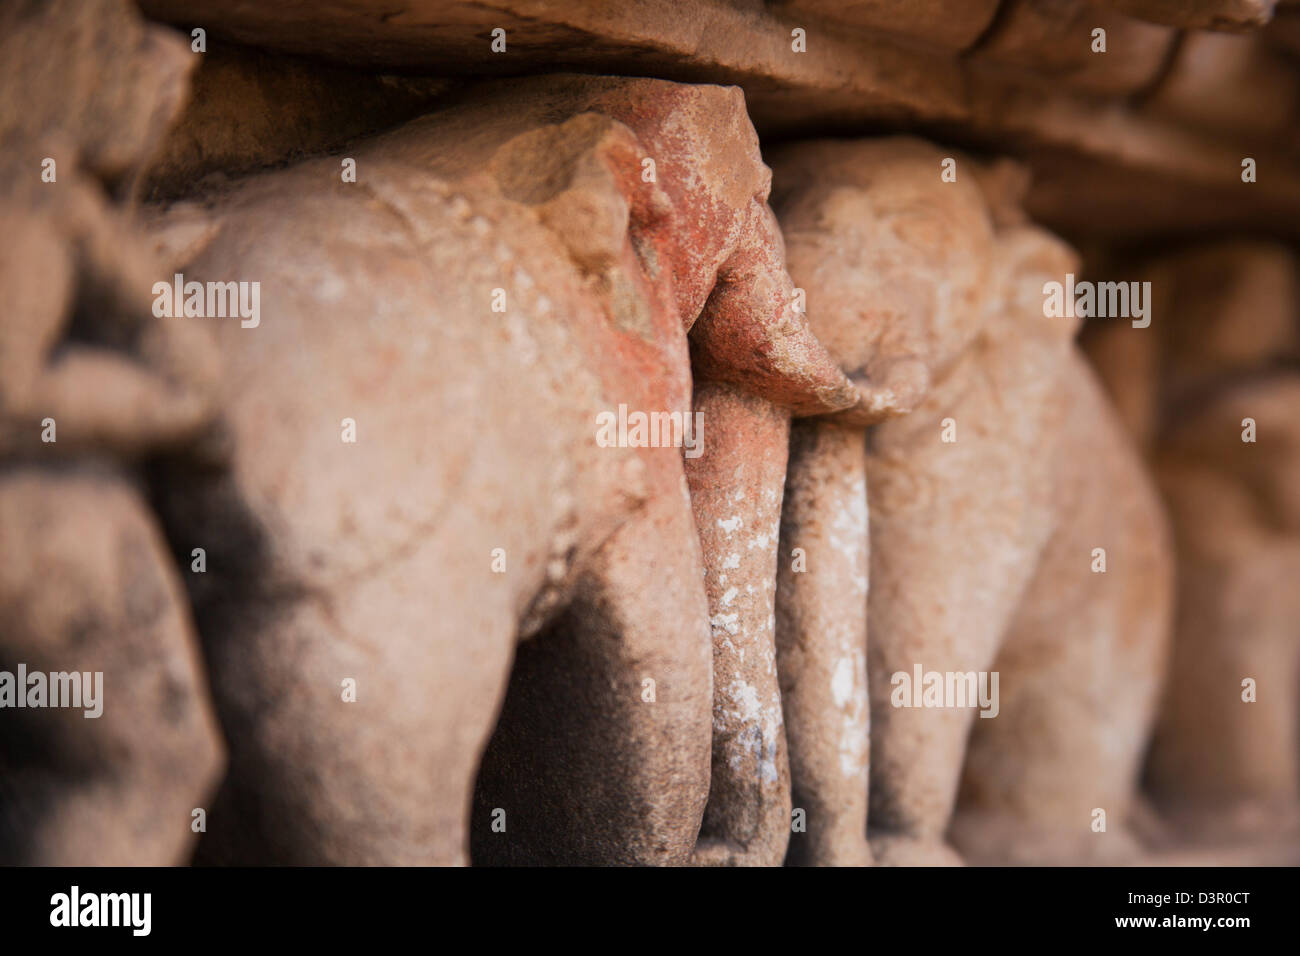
[
  {"xmin": 145, "ymin": 74, "xmax": 856, "ymax": 865},
  {"xmin": 767, "ymin": 137, "xmax": 1172, "ymax": 865}
]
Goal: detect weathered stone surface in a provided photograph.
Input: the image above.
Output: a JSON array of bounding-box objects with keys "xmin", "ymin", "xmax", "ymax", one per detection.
[
  {"xmin": 1149, "ymin": 378, "xmax": 1300, "ymax": 841},
  {"xmin": 1144, "ymin": 30, "xmax": 1300, "ymax": 137},
  {"xmin": 972, "ymin": 0, "xmax": 1175, "ymax": 97},
  {"xmin": 138, "ymin": 0, "xmax": 970, "ymax": 133},
  {"xmin": 685, "ymin": 382, "xmax": 793, "ymax": 866},
  {"xmin": 690, "ymin": 203, "xmax": 858, "ymax": 416},
  {"xmin": 1103, "ymin": 0, "xmax": 1278, "ymax": 31},
  {"xmin": 144, "ymin": 74, "xmax": 850, "ymax": 865},
  {"xmin": 951, "ymin": 350, "xmax": 1173, "ymax": 865},
  {"xmin": 770, "ymin": 139, "xmax": 995, "ymax": 427},
  {"xmin": 135, "ymin": 1, "xmax": 1300, "ymax": 239},
  {"xmin": 1083, "ymin": 241, "xmax": 1298, "ymax": 448},
  {"xmin": 142, "ymin": 46, "xmax": 454, "ymax": 202},
  {"xmin": 2, "ymin": 0, "xmax": 191, "ymax": 190},
  {"xmin": 5, "ymin": 0, "xmax": 1296, "ymax": 872},
  {"xmin": 1, "ymin": 0, "xmax": 222, "ymax": 459},
  {"xmin": 0, "ymin": 0, "xmax": 226, "ymax": 865},
  {"xmin": 1085, "ymin": 242, "xmax": 1300, "ymax": 845},
  {"xmin": 777, "ymin": 0, "xmax": 1002, "ymax": 49},
  {"xmin": 771, "ymin": 136, "xmax": 1171, "ymax": 865},
  {"xmin": 776, "ymin": 420, "xmax": 871, "ymax": 866},
  {"xmin": 0, "ymin": 470, "xmax": 225, "ymax": 865}
]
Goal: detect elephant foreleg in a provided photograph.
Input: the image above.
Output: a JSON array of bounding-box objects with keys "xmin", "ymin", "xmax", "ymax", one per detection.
[{"xmin": 685, "ymin": 380, "xmax": 793, "ymax": 866}]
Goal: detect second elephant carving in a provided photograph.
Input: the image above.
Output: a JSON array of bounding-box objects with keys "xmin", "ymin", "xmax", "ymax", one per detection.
[{"xmin": 769, "ymin": 138, "xmax": 1173, "ymax": 866}]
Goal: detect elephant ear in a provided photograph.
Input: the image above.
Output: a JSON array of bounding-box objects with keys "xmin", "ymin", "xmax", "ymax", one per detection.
[
  {"xmin": 969, "ymin": 157, "xmax": 1085, "ymax": 341},
  {"xmin": 486, "ymin": 112, "xmax": 675, "ymax": 278},
  {"xmin": 987, "ymin": 224, "xmax": 1082, "ymax": 342}
]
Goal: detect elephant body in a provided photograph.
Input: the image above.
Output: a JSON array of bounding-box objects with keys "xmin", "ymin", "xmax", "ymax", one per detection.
[
  {"xmin": 769, "ymin": 136, "xmax": 1172, "ymax": 865},
  {"xmin": 148, "ymin": 76, "xmax": 853, "ymax": 865}
]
